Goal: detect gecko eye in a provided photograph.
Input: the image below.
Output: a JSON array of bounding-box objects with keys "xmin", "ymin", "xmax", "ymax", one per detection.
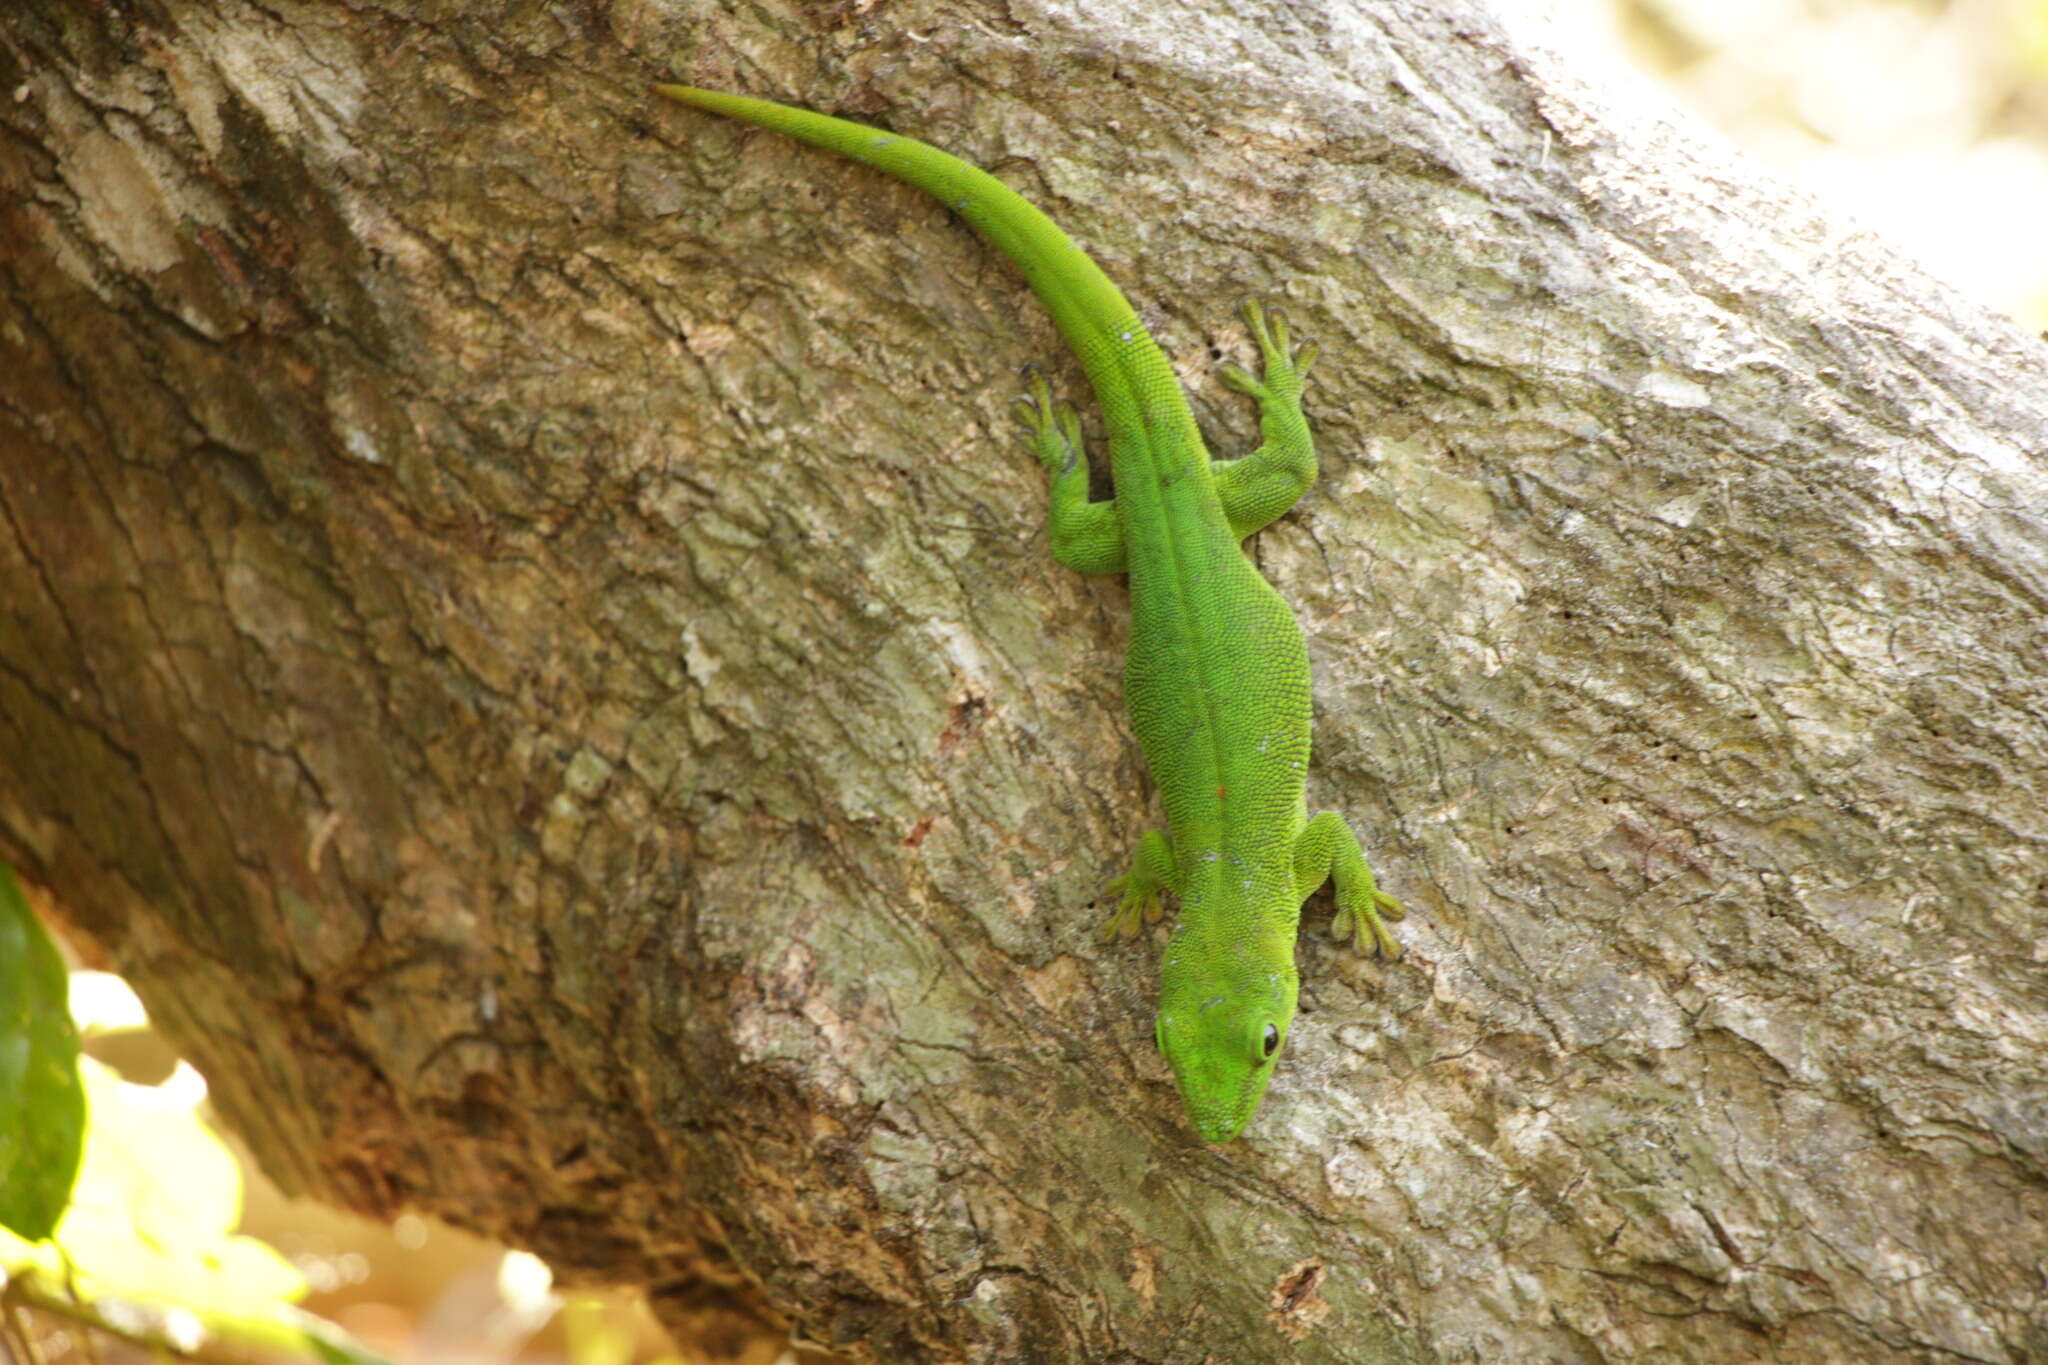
[{"xmin": 1261, "ymin": 1024, "xmax": 1280, "ymax": 1058}]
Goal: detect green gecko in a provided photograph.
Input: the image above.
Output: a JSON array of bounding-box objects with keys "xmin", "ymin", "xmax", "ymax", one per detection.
[{"xmin": 654, "ymin": 84, "xmax": 1404, "ymax": 1143}]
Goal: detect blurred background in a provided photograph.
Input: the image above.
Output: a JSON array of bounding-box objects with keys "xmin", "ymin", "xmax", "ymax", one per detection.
[
  {"xmin": 9, "ymin": 4, "xmax": 2044, "ymax": 1364},
  {"xmin": 1542, "ymin": 0, "xmax": 2048, "ymax": 329}
]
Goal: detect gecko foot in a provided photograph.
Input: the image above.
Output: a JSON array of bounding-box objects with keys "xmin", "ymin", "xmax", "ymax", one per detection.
[
  {"xmin": 1219, "ymin": 296, "xmax": 1319, "ymax": 398},
  {"xmin": 1099, "ymin": 873, "xmax": 1167, "ymax": 941},
  {"xmin": 1331, "ymin": 887, "xmax": 1406, "ymax": 958},
  {"xmin": 1013, "ymin": 373, "xmax": 1084, "ymax": 478}
]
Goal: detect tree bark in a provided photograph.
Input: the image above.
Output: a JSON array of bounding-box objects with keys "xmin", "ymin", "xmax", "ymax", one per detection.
[{"xmin": 5, "ymin": 1, "xmax": 2047, "ymax": 1361}]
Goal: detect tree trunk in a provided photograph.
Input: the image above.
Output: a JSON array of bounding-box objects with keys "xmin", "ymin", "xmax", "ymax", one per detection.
[{"xmin": 5, "ymin": 1, "xmax": 2046, "ymax": 1360}]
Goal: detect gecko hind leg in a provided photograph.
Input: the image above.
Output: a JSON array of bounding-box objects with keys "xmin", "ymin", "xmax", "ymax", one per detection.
[
  {"xmin": 1014, "ymin": 373, "xmax": 1125, "ymax": 575},
  {"xmin": 1213, "ymin": 297, "xmax": 1321, "ymax": 541}
]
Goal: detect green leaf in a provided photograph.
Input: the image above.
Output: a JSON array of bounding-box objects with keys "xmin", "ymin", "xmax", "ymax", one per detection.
[
  {"xmin": 0, "ymin": 1057, "xmax": 395, "ymax": 1365},
  {"xmin": 0, "ymin": 862, "xmax": 85, "ymax": 1240},
  {"xmin": 0, "ymin": 1057, "xmax": 299, "ymax": 1300},
  {"xmin": 0, "ymin": 876, "xmax": 392, "ymax": 1365}
]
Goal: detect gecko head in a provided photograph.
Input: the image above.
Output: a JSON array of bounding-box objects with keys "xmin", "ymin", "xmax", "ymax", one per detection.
[{"xmin": 1154, "ymin": 944, "xmax": 1299, "ymax": 1144}]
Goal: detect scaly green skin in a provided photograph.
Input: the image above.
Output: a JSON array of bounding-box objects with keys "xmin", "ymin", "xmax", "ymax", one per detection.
[{"xmin": 655, "ymin": 85, "xmax": 1404, "ymax": 1142}]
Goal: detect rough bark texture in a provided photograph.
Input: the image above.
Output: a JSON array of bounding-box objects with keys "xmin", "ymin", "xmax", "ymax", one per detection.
[{"xmin": 4, "ymin": 0, "xmax": 2047, "ymax": 1361}]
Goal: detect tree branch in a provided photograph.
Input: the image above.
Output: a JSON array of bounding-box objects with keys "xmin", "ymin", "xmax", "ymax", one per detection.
[{"xmin": 2, "ymin": 1, "xmax": 2044, "ymax": 1361}]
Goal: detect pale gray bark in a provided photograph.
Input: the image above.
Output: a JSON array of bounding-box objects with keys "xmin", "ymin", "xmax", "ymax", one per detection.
[{"xmin": 4, "ymin": 1, "xmax": 2046, "ymax": 1361}]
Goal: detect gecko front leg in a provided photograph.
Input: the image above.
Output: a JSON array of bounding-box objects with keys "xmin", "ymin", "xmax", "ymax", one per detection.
[
  {"xmin": 1293, "ymin": 810, "xmax": 1404, "ymax": 957},
  {"xmin": 1101, "ymin": 828, "xmax": 1177, "ymax": 940}
]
